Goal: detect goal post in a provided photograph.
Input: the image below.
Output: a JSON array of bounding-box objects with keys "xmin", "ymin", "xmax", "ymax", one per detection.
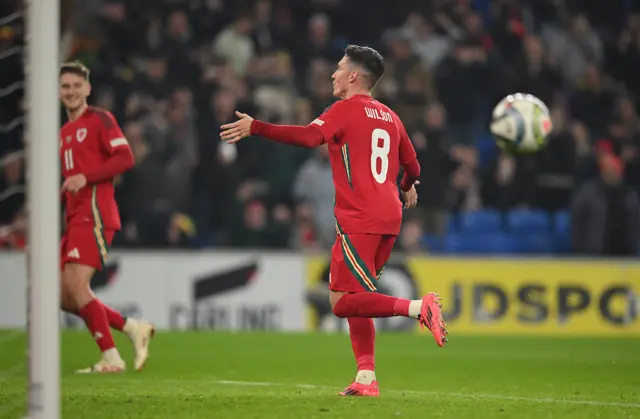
[{"xmin": 25, "ymin": 0, "xmax": 61, "ymax": 417}]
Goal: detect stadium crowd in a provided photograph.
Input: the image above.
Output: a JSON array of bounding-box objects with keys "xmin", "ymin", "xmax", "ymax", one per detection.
[{"xmin": 0, "ymin": 0, "xmax": 639, "ymax": 255}]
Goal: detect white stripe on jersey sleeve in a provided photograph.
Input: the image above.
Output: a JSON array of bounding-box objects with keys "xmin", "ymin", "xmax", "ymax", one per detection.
[{"xmin": 110, "ymin": 137, "xmax": 129, "ymax": 147}]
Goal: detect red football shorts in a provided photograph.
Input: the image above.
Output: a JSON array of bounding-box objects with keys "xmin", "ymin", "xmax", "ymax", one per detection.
[
  {"xmin": 329, "ymin": 232, "xmax": 397, "ymax": 293},
  {"xmin": 60, "ymin": 225, "xmax": 115, "ymax": 271}
]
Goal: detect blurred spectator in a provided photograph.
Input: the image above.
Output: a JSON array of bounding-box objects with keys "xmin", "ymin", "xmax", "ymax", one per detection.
[
  {"xmin": 292, "ymin": 144, "xmax": 334, "ymax": 248},
  {"xmin": 409, "ymin": 103, "xmax": 459, "ymax": 236},
  {"xmin": 213, "ymin": 14, "xmax": 254, "ymax": 76},
  {"xmin": 0, "ymin": 207, "xmax": 25, "ymax": 249},
  {"xmin": 398, "ymin": 218, "xmax": 428, "ymax": 253},
  {"xmin": 542, "ymin": 14, "xmax": 604, "ymax": 84},
  {"xmin": 489, "ymin": 0, "xmax": 529, "ymax": 61},
  {"xmin": 230, "ymin": 199, "xmax": 290, "ymax": 248},
  {"xmin": 449, "ymin": 145, "xmax": 480, "ymax": 212},
  {"xmin": 533, "ymin": 106, "xmax": 583, "ymax": 211},
  {"xmin": 509, "ymin": 36, "xmax": 562, "ymax": 106},
  {"xmin": 292, "ymin": 13, "xmax": 344, "ymax": 74},
  {"xmin": 399, "ymin": 12, "xmax": 452, "ymax": 69},
  {"xmin": 0, "ymin": 152, "xmax": 24, "ymax": 228},
  {"xmin": 607, "ymin": 13, "xmax": 640, "ymax": 100},
  {"xmin": 436, "ymin": 40, "xmax": 495, "ymax": 145},
  {"xmin": 291, "ymin": 202, "xmax": 320, "ymax": 250},
  {"xmin": 569, "ymin": 65, "xmax": 616, "ymax": 137},
  {"xmin": 571, "ymin": 153, "xmax": 639, "ymax": 256}
]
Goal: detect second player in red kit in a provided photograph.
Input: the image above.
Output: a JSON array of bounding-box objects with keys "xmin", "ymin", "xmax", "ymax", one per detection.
[
  {"xmin": 59, "ymin": 61, "xmax": 155, "ymax": 374},
  {"xmin": 220, "ymin": 45, "xmax": 448, "ymax": 397}
]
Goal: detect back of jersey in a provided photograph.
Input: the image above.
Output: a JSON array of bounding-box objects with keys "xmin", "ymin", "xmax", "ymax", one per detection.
[{"xmin": 328, "ymin": 95, "xmax": 408, "ymax": 236}]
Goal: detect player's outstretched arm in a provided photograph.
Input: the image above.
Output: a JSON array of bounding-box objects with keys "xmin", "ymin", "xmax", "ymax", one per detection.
[{"xmin": 220, "ymin": 111, "xmax": 324, "ymax": 148}]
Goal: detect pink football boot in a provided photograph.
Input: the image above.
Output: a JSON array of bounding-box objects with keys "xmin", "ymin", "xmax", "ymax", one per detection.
[
  {"xmin": 419, "ymin": 292, "xmax": 448, "ymax": 347},
  {"xmin": 339, "ymin": 380, "xmax": 380, "ymax": 397}
]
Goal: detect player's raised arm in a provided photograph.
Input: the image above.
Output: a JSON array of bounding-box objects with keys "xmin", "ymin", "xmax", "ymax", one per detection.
[
  {"xmin": 398, "ymin": 124, "xmax": 420, "ymax": 192},
  {"xmin": 84, "ymin": 111, "xmax": 135, "ymax": 184},
  {"xmin": 220, "ymin": 111, "xmax": 325, "ymax": 148}
]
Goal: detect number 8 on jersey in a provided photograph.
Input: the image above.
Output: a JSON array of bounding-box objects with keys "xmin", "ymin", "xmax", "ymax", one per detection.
[{"xmin": 371, "ymin": 128, "xmax": 390, "ymax": 184}]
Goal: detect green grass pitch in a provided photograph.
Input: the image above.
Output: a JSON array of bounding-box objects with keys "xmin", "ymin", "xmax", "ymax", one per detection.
[{"xmin": 0, "ymin": 331, "xmax": 639, "ymax": 418}]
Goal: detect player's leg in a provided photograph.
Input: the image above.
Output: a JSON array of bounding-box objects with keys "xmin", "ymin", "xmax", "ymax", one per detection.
[
  {"xmin": 61, "ymin": 227, "xmax": 154, "ymax": 372},
  {"xmin": 60, "ymin": 281, "xmax": 129, "ymax": 332},
  {"xmin": 59, "ymin": 270, "xmax": 127, "ymax": 332},
  {"xmin": 89, "ymin": 230, "xmax": 155, "ymax": 370},
  {"xmin": 59, "ymin": 234, "xmax": 77, "ymax": 313},
  {"xmin": 61, "ymin": 260, "xmax": 125, "ymax": 373},
  {"xmin": 326, "ymin": 234, "xmax": 379, "ymax": 396},
  {"xmin": 60, "ymin": 233, "xmax": 126, "ymax": 331},
  {"xmin": 65, "ymin": 299, "xmax": 154, "ymax": 370},
  {"xmin": 61, "ymin": 296, "xmax": 153, "ymax": 369},
  {"xmin": 329, "ymin": 234, "xmax": 447, "ymax": 345},
  {"xmin": 343, "ymin": 234, "xmax": 399, "ymax": 390},
  {"xmin": 329, "ymin": 233, "xmax": 417, "ymax": 318},
  {"xmin": 102, "ymin": 303, "xmax": 127, "ymax": 331}
]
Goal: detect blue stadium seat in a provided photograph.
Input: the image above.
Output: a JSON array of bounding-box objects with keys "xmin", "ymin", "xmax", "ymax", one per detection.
[
  {"xmin": 444, "ymin": 232, "xmax": 525, "ymax": 255},
  {"xmin": 484, "ymin": 233, "xmax": 527, "ymax": 255},
  {"xmin": 443, "ymin": 233, "xmax": 484, "ymax": 254},
  {"xmin": 553, "ymin": 211, "xmax": 571, "ymax": 234},
  {"xmin": 553, "ymin": 232, "xmax": 572, "ymax": 254},
  {"xmin": 459, "ymin": 210, "xmax": 503, "ymax": 234},
  {"xmin": 447, "ymin": 214, "xmax": 461, "ymax": 234},
  {"xmin": 422, "ymin": 234, "xmax": 445, "ymax": 254},
  {"xmin": 519, "ymin": 232, "xmax": 555, "ymax": 254},
  {"xmin": 551, "ymin": 211, "xmax": 572, "ymax": 253},
  {"xmin": 507, "ymin": 209, "xmax": 550, "ymax": 233}
]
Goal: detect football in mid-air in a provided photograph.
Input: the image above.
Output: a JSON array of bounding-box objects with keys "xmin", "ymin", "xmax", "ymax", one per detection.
[{"xmin": 490, "ymin": 93, "xmax": 552, "ymax": 154}]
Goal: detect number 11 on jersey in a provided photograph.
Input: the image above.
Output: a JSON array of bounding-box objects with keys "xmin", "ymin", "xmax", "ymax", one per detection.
[
  {"xmin": 64, "ymin": 149, "xmax": 74, "ymax": 171},
  {"xmin": 371, "ymin": 128, "xmax": 390, "ymax": 184}
]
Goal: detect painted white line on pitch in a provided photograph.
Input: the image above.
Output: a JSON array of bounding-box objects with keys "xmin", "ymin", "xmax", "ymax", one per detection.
[{"xmin": 214, "ymin": 379, "xmax": 640, "ymax": 409}]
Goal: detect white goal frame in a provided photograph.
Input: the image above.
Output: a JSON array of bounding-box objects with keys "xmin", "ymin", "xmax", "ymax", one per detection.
[{"xmin": 25, "ymin": 0, "xmax": 60, "ymax": 417}]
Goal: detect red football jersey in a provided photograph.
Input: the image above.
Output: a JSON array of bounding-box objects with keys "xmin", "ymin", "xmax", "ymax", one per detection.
[
  {"xmin": 60, "ymin": 106, "xmax": 129, "ymax": 230},
  {"xmin": 309, "ymin": 94, "xmax": 419, "ymax": 235}
]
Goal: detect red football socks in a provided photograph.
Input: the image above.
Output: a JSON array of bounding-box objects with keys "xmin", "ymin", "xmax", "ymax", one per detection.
[
  {"xmin": 348, "ymin": 318, "xmax": 375, "ymax": 371},
  {"xmin": 333, "ymin": 292, "xmax": 410, "ymax": 318},
  {"xmin": 102, "ymin": 303, "xmax": 126, "ymax": 331},
  {"xmin": 78, "ymin": 299, "xmax": 116, "ymax": 352}
]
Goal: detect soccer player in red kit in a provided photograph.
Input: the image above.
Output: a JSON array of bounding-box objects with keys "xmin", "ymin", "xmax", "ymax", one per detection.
[
  {"xmin": 220, "ymin": 45, "xmax": 447, "ymax": 396},
  {"xmin": 59, "ymin": 61, "xmax": 155, "ymax": 373}
]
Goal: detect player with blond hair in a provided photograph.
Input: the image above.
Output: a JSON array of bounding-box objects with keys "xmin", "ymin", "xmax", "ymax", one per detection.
[{"xmin": 59, "ymin": 61, "xmax": 154, "ymax": 373}]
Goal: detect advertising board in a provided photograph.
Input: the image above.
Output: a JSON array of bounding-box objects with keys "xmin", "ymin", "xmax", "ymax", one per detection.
[
  {"xmin": 306, "ymin": 257, "xmax": 640, "ymax": 336},
  {"xmin": 0, "ymin": 252, "xmax": 306, "ymax": 331}
]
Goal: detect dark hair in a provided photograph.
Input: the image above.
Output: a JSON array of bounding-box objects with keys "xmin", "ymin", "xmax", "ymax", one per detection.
[
  {"xmin": 344, "ymin": 45, "xmax": 385, "ymax": 89},
  {"xmin": 60, "ymin": 61, "xmax": 90, "ymax": 81}
]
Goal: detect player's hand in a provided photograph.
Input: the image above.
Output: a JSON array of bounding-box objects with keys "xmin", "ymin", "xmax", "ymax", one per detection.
[
  {"xmin": 402, "ymin": 181, "xmax": 419, "ymax": 210},
  {"xmin": 220, "ymin": 111, "xmax": 254, "ymax": 144},
  {"xmin": 61, "ymin": 174, "xmax": 87, "ymax": 194}
]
